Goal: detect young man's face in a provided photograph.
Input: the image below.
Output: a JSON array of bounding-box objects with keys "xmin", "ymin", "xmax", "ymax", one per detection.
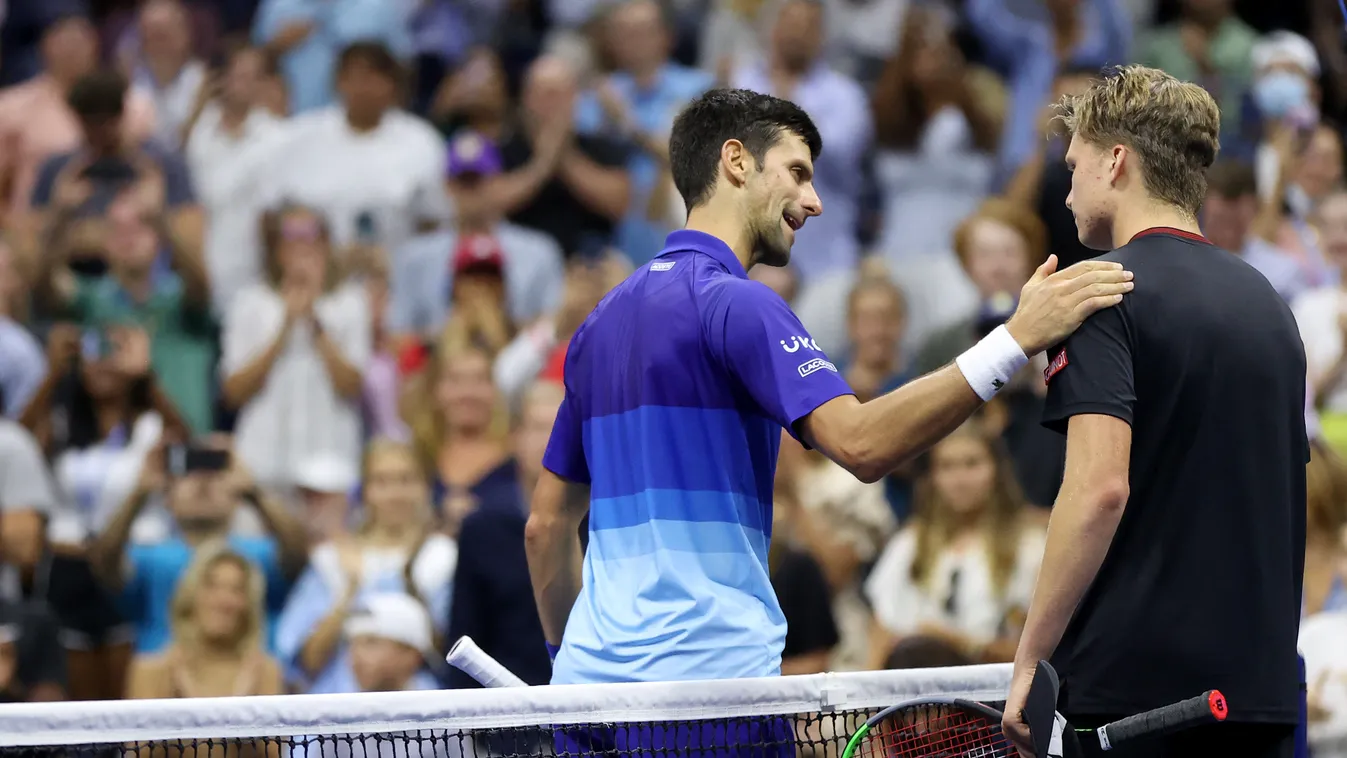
[
  {"xmin": 743, "ymin": 133, "xmax": 820, "ymax": 268},
  {"xmin": 350, "ymin": 636, "xmax": 422, "ymax": 691},
  {"xmin": 1064, "ymin": 134, "xmax": 1118, "ymax": 251}
]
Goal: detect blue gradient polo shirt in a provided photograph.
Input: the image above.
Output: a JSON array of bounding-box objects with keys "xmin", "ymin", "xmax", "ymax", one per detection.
[{"xmin": 541, "ymin": 229, "xmax": 854, "ymax": 684}]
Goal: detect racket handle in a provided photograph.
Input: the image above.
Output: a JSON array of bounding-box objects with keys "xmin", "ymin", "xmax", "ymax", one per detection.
[
  {"xmin": 446, "ymin": 635, "xmax": 529, "ymax": 688},
  {"xmin": 1096, "ymin": 691, "xmax": 1228, "ymax": 750}
]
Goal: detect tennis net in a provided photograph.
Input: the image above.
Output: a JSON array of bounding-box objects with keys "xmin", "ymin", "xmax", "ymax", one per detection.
[{"xmin": 0, "ymin": 664, "xmax": 1012, "ymax": 758}]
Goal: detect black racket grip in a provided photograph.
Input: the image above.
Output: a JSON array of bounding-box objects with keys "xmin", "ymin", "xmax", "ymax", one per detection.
[{"xmin": 1096, "ymin": 690, "xmax": 1228, "ymax": 750}]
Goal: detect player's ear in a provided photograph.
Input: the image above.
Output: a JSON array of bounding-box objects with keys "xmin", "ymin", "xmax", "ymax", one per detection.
[
  {"xmin": 1108, "ymin": 144, "xmax": 1127, "ymax": 186},
  {"xmin": 721, "ymin": 139, "xmax": 750, "ymax": 188}
]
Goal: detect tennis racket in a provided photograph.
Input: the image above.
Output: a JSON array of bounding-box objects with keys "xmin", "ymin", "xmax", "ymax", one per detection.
[{"xmin": 839, "ymin": 661, "xmax": 1228, "ymax": 758}]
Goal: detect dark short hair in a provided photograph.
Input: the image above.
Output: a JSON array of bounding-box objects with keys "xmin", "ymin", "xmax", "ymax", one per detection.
[
  {"xmin": 1206, "ymin": 161, "xmax": 1258, "ymax": 200},
  {"xmin": 337, "ymin": 41, "xmax": 403, "ymax": 83},
  {"xmin": 668, "ymin": 89, "xmax": 822, "ymax": 212},
  {"xmin": 67, "ymin": 71, "xmax": 127, "ymax": 120}
]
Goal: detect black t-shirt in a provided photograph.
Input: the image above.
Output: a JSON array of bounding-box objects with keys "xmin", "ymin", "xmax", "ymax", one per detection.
[
  {"xmin": 499, "ymin": 132, "xmax": 632, "ymax": 257},
  {"xmin": 1042, "ymin": 228, "xmax": 1307, "ymax": 723},
  {"xmin": 771, "ymin": 547, "xmax": 840, "ymax": 660}
]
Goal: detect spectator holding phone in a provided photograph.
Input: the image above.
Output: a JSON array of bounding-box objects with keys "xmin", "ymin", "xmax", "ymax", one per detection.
[
  {"xmin": 0, "ymin": 11, "xmax": 157, "ymax": 227},
  {"xmin": 90, "ymin": 437, "xmax": 307, "ymax": 655},
  {"xmin": 24, "ymin": 70, "xmax": 203, "ymax": 274},
  {"xmin": 14, "ymin": 322, "xmax": 184, "ymax": 699},
  {"xmin": 37, "ymin": 182, "xmax": 215, "ymax": 434},
  {"xmin": 222, "ymin": 203, "xmax": 369, "ymax": 494}
]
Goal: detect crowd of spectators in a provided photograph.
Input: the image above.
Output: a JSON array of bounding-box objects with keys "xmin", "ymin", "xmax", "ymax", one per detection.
[{"xmin": 0, "ymin": 0, "xmax": 1345, "ymax": 750}]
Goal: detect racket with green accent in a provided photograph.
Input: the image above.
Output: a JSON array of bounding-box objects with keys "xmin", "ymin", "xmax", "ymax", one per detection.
[{"xmin": 839, "ymin": 661, "xmax": 1228, "ymax": 758}]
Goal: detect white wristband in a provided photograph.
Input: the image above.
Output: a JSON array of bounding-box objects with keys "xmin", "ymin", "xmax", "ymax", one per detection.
[{"xmin": 955, "ymin": 324, "xmax": 1029, "ymax": 401}]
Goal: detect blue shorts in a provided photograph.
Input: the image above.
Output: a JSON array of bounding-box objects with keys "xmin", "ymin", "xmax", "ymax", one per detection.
[{"xmin": 554, "ymin": 717, "xmax": 796, "ymax": 758}]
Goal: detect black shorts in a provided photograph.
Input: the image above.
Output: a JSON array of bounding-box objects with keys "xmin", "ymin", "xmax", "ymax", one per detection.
[
  {"xmin": 1068, "ymin": 717, "xmax": 1295, "ymax": 758},
  {"xmin": 43, "ymin": 553, "xmax": 133, "ymax": 651}
]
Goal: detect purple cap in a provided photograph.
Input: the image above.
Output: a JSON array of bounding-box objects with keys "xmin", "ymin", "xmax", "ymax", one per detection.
[{"xmin": 446, "ymin": 131, "xmax": 502, "ymax": 178}]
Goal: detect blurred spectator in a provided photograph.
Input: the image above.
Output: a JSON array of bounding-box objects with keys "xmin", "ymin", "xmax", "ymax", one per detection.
[
  {"xmin": 346, "ymin": 592, "xmax": 440, "ymax": 691},
  {"xmin": 185, "ymin": 44, "xmax": 288, "ymax": 316},
  {"xmin": 864, "ymin": 422, "xmax": 1046, "ymax": 668},
  {"xmin": 823, "ymin": 0, "xmax": 908, "ymax": 84},
  {"xmin": 89, "ymin": 438, "xmax": 307, "ymax": 655},
  {"xmin": 28, "ymin": 71, "xmax": 203, "ymax": 270},
  {"xmin": 122, "ymin": 0, "xmax": 210, "ymax": 151},
  {"xmin": 492, "ymin": 55, "xmax": 632, "ymax": 257},
  {"xmin": 0, "ymin": 600, "xmax": 66, "ymax": 703},
  {"xmin": 390, "ymin": 131, "xmax": 564, "ymax": 344},
  {"xmin": 125, "ymin": 540, "xmax": 283, "ymax": 698},
  {"xmin": 444, "ymin": 380, "xmax": 559, "ymax": 688},
  {"xmin": 1139, "ymin": 0, "xmax": 1257, "ymax": 139},
  {"xmin": 0, "ymin": 12, "xmax": 156, "ymax": 227},
  {"xmin": 403, "ymin": 341, "xmax": 516, "ymax": 535},
  {"xmin": 914, "ymin": 199, "xmax": 1044, "ymax": 373},
  {"xmin": 1258, "ymin": 121, "xmax": 1343, "ymax": 290},
  {"xmin": 882, "ymin": 635, "xmax": 975, "ymax": 670},
  {"xmin": 493, "ymin": 253, "xmax": 629, "ymax": 409},
  {"xmin": 275, "ymin": 439, "xmax": 454, "ymax": 694},
  {"xmin": 731, "ymin": 0, "xmax": 872, "ymax": 282},
  {"xmin": 1203, "ymin": 161, "xmax": 1307, "ymax": 302},
  {"xmin": 575, "ymin": 0, "xmax": 713, "ymax": 264},
  {"xmin": 1003, "ymin": 64, "xmax": 1098, "ymax": 268},
  {"xmin": 261, "ymin": 42, "xmax": 450, "ymax": 254},
  {"xmin": 1293, "ymin": 191, "xmax": 1347, "ymax": 452},
  {"xmin": 293, "ymin": 454, "xmax": 359, "ymax": 546},
  {"xmin": 964, "ymin": 0, "xmax": 1131, "ymax": 182},
  {"xmin": 362, "ymin": 258, "xmax": 407, "ymax": 443},
  {"xmin": 698, "ymin": 0, "xmax": 766, "ymax": 84},
  {"xmin": 0, "ymin": 418, "xmax": 66, "ymax": 703},
  {"xmin": 1300, "ymin": 441, "xmax": 1347, "ymax": 751},
  {"xmin": 222, "ymin": 203, "xmax": 370, "ymax": 494},
  {"xmin": 0, "ymin": 237, "xmax": 45, "ymax": 418},
  {"xmin": 844, "ymin": 276, "xmax": 910, "ymax": 403},
  {"xmin": 1252, "ymin": 31, "xmax": 1323, "ymax": 185},
  {"xmin": 429, "ymin": 47, "xmax": 511, "ymax": 142},
  {"xmin": 252, "ymin": 0, "xmax": 412, "ymax": 114},
  {"xmin": 870, "ymin": 5, "xmax": 1000, "ymax": 262},
  {"xmin": 768, "ymin": 501, "xmax": 840, "ymax": 676},
  {"xmin": 436, "ymin": 237, "xmax": 517, "ymax": 359},
  {"xmin": 1304, "ymin": 440, "xmax": 1347, "ymax": 617},
  {"xmin": 37, "ymin": 182, "xmax": 214, "ymax": 434},
  {"xmin": 776, "ymin": 433, "xmax": 894, "ymax": 672}
]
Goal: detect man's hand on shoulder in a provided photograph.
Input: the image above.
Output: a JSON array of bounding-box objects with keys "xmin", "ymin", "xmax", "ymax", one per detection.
[{"xmin": 1005, "ymin": 255, "xmax": 1133, "ymax": 356}]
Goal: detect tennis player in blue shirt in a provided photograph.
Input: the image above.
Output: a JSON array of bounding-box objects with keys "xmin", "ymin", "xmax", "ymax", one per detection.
[{"xmin": 526, "ymin": 89, "xmax": 1131, "ymax": 690}]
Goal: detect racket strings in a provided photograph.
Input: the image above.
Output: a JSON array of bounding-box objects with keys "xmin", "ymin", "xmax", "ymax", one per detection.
[{"xmin": 859, "ymin": 705, "xmax": 1014, "ymax": 758}]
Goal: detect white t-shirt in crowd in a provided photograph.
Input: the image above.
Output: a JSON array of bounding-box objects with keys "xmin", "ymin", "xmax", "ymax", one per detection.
[
  {"xmin": 223, "ymin": 282, "xmax": 371, "ymax": 492},
  {"xmin": 1294, "ymin": 286, "xmax": 1347, "ymax": 412},
  {"xmin": 865, "ymin": 523, "xmax": 1046, "ymax": 645},
  {"xmin": 1301, "ymin": 611, "xmax": 1347, "ymax": 757},
  {"xmin": 186, "ymin": 103, "xmax": 288, "ymax": 316},
  {"xmin": 260, "ymin": 106, "xmax": 451, "ymax": 254}
]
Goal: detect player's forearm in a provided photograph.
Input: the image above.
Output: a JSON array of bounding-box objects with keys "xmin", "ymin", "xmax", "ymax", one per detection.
[
  {"xmin": 1014, "ymin": 486, "xmax": 1127, "ymax": 667},
  {"xmin": 841, "ymin": 364, "xmax": 984, "ymax": 482},
  {"xmin": 524, "ymin": 510, "xmax": 583, "ymax": 644}
]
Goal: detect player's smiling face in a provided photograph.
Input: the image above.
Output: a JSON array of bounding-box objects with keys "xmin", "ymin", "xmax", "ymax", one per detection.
[
  {"xmin": 1064, "ymin": 134, "xmax": 1118, "ymax": 251},
  {"xmin": 747, "ymin": 131, "xmax": 822, "ymax": 268}
]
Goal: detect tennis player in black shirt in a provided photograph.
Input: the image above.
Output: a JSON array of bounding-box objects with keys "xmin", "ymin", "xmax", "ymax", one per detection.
[{"xmin": 1003, "ymin": 65, "xmax": 1308, "ymax": 758}]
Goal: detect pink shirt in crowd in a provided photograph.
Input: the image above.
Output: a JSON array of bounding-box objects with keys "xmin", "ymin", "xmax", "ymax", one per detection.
[{"xmin": 0, "ymin": 75, "xmax": 157, "ymax": 217}]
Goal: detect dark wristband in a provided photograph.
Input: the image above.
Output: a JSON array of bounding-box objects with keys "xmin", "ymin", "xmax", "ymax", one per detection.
[{"xmin": 546, "ymin": 642, "xmax": 561, "ymax": 661}]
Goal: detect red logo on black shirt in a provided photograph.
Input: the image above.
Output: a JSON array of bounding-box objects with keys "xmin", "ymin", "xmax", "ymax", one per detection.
[{"xmin": 1045, "ymin": 349, "xmax": 1068, "ymax": 384}]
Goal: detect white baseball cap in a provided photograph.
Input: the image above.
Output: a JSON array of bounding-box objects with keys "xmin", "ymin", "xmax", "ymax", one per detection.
[
  {"xmin": 1253, "ymin": 31, "xmax": 1320, "ymax": 77},
  {"xmin": 294, "ymin": 454, "xmax": 358, "ymax": 495},
  {"xmin": 344, "ymin": 592, "xmax": 434, "ymax": 657}
]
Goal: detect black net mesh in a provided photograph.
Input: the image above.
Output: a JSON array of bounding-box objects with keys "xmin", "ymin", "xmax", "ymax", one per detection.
[{"xmin": 0, "ymin": 711, "xmax": 873, "ymax": 758}]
